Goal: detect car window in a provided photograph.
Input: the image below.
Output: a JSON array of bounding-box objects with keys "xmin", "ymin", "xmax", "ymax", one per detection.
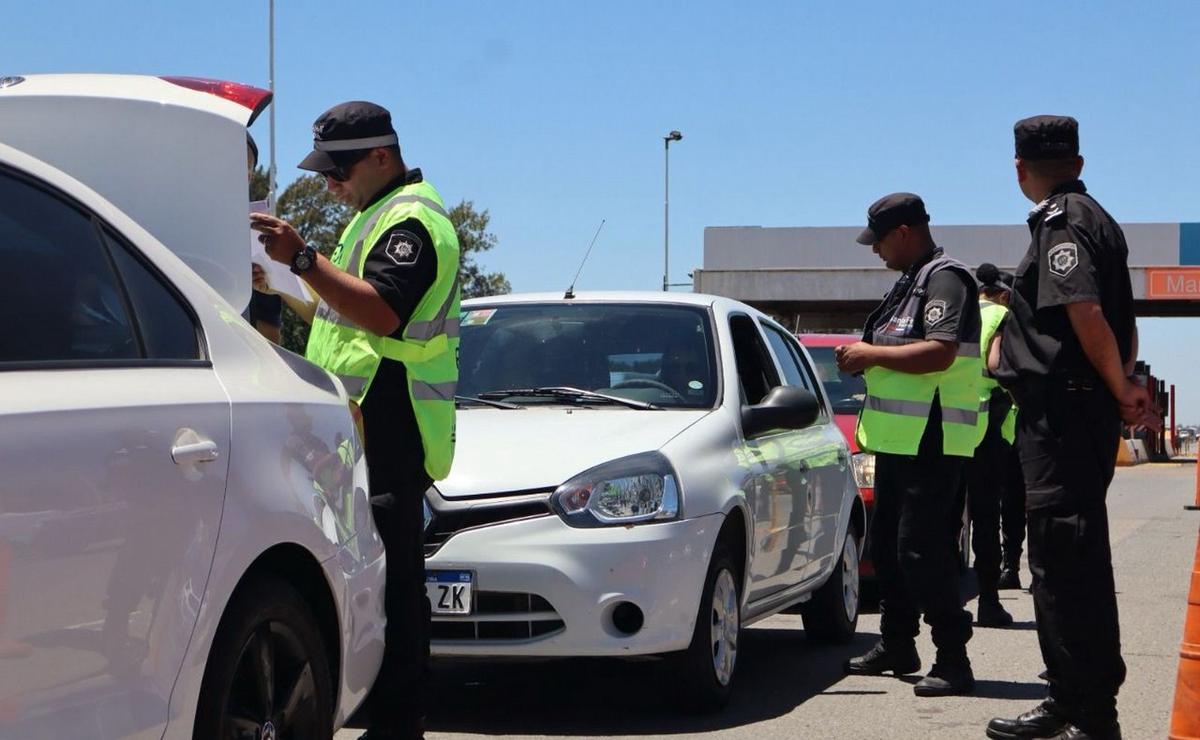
[
  {"xmin": 0, "ymin": 169, "xmax": 139, "ymax": 363},
  {"xmin": 458, "ymin": 303, "xmax": 718, "ymax": 408},
  {"xmin": 729, "ymin": 314, "xmax": 779, "ymax": 405},
  {"xmin": 760, "ymin": 322, "xmax": 816, "ymax": 392},
  {"xmin": 103, "ymin": 229, "xmax": 201, "ymax": 360},
  {"xmin": 803, "ymin": 345, "xmax": 867, "ymax": 414}
]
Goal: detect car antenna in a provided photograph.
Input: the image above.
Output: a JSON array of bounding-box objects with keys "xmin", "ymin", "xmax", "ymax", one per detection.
[{"xmin": 564, "ymin": 219, "xmax": 605, "ymax": 299}]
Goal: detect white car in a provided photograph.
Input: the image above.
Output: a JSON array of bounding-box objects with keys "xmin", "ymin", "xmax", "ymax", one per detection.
[
  {"xmin": 0, "ymin": 75, "xmax": 384, "ymax": 738},
  {"xmin": 428, "ymin": 292, "xmax": 866, "ymax": 707}
]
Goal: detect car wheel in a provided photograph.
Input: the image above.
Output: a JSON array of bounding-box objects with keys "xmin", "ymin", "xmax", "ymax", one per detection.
[
  {"xmin": 675, "ymin": 548, "xmax": 741, "ymax": 711},
  {"xmin": 194, "ymin": 575, "xmax": 334, "ymax": 740},
  {"xmin": 801, "ymin": 524, "xmax": 861, "ymax": 644}
]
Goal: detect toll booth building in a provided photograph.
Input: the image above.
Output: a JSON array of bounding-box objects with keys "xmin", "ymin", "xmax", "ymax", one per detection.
[{"xmin": 693, "ymin": 223, "xmax": 1200, "ymax": 331}]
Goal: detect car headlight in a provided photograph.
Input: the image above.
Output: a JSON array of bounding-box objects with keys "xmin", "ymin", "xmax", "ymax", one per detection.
[
  {"xmin": 851, "ymin": 452, "xmax": 875, "ymax": 489},
  {"xmin": 551, "ymin": 451, "xmax": 681, "ymax": 527}
]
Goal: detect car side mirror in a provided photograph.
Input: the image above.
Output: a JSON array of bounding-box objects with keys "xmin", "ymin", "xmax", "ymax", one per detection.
[{"xmin": 741, "ymin": 386, "xmax": 822, "ymax": 438}]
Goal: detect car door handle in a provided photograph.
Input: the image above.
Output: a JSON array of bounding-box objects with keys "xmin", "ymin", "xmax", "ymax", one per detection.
[{"xmin": 171, "ymin": 429, "xmax": 220, "ymax": 465}]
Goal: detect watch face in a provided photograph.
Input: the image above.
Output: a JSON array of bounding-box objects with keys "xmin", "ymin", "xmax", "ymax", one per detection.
[{"xmin": 292, "ymin": 247, "xmax": 315, "ymax": 274}]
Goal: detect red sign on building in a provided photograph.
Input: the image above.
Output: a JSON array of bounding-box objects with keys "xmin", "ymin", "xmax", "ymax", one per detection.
[{"xmin": 1146, "ymin": 267, "xmax": 1200, "ymax": 300}]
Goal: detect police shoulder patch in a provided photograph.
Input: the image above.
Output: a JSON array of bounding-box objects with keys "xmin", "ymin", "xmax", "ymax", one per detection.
[
  {"xmin": 383, "ymin": 229, "xmax": 423, "ymax": 266},
  {"xmin": 924, "ymin": 299, "xmax": 947, "ymax": 327},
  {"xmin": 1047, "ymin": 242, "xmax": 1079, "ymax": 278}
]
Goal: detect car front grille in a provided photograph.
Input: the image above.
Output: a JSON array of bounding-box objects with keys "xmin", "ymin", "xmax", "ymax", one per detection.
[
  {"xmin": 431, "ymin": 591, "xmax": 565, "ymax": 642},
  {"xmin": 423, "ymin": 489, "xmax": 553, "ymax": 557}
]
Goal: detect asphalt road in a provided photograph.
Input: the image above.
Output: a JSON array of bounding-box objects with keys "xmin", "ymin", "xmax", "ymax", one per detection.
[{"xmin": 338, "ymin": 462, "xmax": 1199, "ymax": 740}]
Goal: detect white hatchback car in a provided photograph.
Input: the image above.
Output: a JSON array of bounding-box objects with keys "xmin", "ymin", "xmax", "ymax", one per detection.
[
  {"xmin": 428, "ymin": 292, "xmax": 866, "ymax": 707},
  {"xmin": 0, "ymin": 75, "xmax": 384, "ymax": 738}
]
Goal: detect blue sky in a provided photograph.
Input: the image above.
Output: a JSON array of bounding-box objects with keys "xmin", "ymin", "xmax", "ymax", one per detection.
[{"xmin": 6, "ymin": 0, "xmax": 1199, "ymax": 423}]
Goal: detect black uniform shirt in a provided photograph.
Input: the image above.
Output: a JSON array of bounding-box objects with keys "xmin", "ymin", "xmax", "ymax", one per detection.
[
  {"xmin": 355, "ymin": 169, "xmax": 441, "ymax": 485},
  {"xmin": 865, "ymin": 247, "xmax": 981, "ymax": 348},
  {"xmin": 996, "ymin": 180, "xmax": 1134, "ymax": 397}
]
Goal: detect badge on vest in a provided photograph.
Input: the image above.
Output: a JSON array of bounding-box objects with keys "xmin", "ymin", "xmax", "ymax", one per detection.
[
  {"xmin": 384, "ymin": 230, "xmax": 423, "ymax": 266},
  {"xmin": 924, "ymin": 299, "xmax": 947, "ymax": 326},
  {"xmin": 1047, "ymin": 242, "xmax": 1078, "ymax": 278}
]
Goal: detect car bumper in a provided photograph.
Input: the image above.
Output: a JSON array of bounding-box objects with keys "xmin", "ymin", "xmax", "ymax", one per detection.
[{"xmin": 426, "ymin": 512, "xmax": 724, "ymax": 657}]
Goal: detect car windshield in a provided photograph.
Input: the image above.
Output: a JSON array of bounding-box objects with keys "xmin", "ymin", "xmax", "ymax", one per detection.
[
  {"xmin": 805, "ymin": 346, "xmax": 867, "ymax": 414},
  {"xmin": 458, "ymin": 302, "xmax": 718, "ymax": 409}
]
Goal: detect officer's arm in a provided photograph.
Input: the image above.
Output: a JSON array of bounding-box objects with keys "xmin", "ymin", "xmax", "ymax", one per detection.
[
  {"xmin": 299, "ymin": 258, "xmax": 401, "ymax": 337},
  {"xmin": 1065, "ymin": 302, "xmax": 1129, "ymax": 399},
  {"xmin": 279, "ymin": 291, "xmax": 319, "ymax": 326},
  {"xmin": 1124, "ymin": 321, "xmax": 1138, "ymax": 377},
  {"xmin": 868, "ymin": 340, "xmax": 958, "ymax": 374}
]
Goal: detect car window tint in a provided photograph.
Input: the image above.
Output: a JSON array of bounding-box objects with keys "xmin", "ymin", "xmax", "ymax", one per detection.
[
  {"xmin": 103, "ymin": 230, "xmax": 200, "ymax": 360},
  {"xmin": 761, "ymin": 322, "xmax": 812, "ymax": 391},
  {"xmin": 729, "ymin": 314, "xmax": 779, "ymax": 405},
  {"xmin": 0, "ymin": 170, "xmax": 138, "ymax": 363},
  {"xmin": 804, "ymin": 345, "xmax": 867, "ymax": 414}
]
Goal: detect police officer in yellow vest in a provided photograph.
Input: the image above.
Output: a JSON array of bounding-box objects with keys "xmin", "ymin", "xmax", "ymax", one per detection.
[
  {"xmin": 964, "ymin": 263, "xmax": 1021, "ymax": 628},
  {"xmin": 252, "ymin": 101, "xmax": 459, "ymax": 740},
  {"xmin": 838, "ymin": 193, "xmax": 982, "ymax": 697}
]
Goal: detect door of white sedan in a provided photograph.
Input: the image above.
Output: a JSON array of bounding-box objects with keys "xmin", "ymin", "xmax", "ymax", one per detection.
[{"xmin": 0, "ymin": 168, "xmax": 229, "ymax": 739}]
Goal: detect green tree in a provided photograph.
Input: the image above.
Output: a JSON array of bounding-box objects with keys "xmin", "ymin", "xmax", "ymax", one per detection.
[
  {"xmin": 449, "ymin": 200, "xmax": 511, "ymax": 299},
  {"xmin": 249, "ymin": 165, "xmax": 270, "ymax": 202}
]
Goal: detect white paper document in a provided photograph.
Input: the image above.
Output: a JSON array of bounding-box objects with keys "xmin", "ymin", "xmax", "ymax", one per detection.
[{"xmin": 249, "ymin": 200, "xmax": 311, "ymax": 302}]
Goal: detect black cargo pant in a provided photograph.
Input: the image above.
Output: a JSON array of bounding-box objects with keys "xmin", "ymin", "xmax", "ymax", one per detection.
[
  {"xmin": 365, "ymin": 464, "xmax": 433, "ymax": 735},
  {"xmin": 964, "ymin": 394, "xmax": 1012, "ymax": 599},
  {"xmin": 1017, "ymin": 380, "xmax": 1126, "ymax": 728},
  {"xmin": 1000, "ymin": 434, "xmax": 1026, "ymax": 565},
  {"xmin": 872, "ymin": 414, "xmax": 973, "ymax": 657}
]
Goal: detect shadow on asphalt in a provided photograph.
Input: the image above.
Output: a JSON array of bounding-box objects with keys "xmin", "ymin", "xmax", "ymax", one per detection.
[{"xmin": 424, "ymin": 626, "xmax": 876, "ymax": 735}]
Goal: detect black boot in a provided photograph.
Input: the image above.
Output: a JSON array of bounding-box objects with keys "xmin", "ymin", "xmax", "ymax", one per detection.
[
  {"xmin": 1049, "ymin": 723, "xmax": 1121, "ymax": 740},
  {"xmin": 977, "ymin": 596, "xmax": 1014, "ymax": 627},
  {"xmin": 844, "ymin": 640, "xmax": 921, "ymax": 676},
  {"xmin": 986, "ymin": 700, "xmax": 1070, "ymax": 738},
  {"xmin": 998, "ymin": 552, "xmax": 1023, "ymax": 590},
  {"xmin": 913, "ymin": 654, "xmax": 974, "ymax": 697}
]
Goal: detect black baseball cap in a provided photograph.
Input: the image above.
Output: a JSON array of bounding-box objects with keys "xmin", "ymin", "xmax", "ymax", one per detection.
[
  {"xmin": 298, "ymin": 101, "xmax": 400, "ymax": 173},
  {"xmin": 1014, "ymin": 115, "xmax": 1079, "ymax": 161},
  {"xmin": 856, "ymin": 192, "xmax": 930, "ymax": 245}
]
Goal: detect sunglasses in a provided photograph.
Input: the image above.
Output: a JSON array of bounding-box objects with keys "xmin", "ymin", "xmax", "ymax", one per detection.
[{"xmin": 323, "ymin": 150, "xmax": 371, "ymax": 183}]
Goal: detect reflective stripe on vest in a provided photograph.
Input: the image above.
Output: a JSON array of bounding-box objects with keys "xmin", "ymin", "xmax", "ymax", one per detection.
[
  {"xmin": 855, "ymin": 255, "xmax": 985, "ymax": 458},
  {"xmin": 305, "ymin": 178, "xmax": 460, "ymax": 480}
]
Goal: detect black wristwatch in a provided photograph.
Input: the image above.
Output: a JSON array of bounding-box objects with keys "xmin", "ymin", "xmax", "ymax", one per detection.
[{"xmin": 290, "ymin": 245, "xmax": 317, "ymax": 275}]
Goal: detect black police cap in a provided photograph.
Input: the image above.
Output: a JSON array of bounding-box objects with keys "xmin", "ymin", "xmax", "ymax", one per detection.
[
  {"xmin": 1014, "ymin": 115, "xmax": 1079, "ymax": 161},
  {"xmin": 856, "ymin": 192, "xmax": 930, "ymax": 245},
  {"xmin": 298, "ymin": 101, "xmax": 400, "ymax": 173}
]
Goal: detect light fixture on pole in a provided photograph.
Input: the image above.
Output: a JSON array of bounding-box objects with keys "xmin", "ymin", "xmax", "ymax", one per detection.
[{"xmin": 663, "ymin": 130, "xmax": 682, "ymax": 292}]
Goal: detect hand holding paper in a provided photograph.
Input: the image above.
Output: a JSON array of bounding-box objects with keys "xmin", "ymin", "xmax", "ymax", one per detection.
[{"xmin": 248, "ymin": 200, "xmax": 310, "ymax": 302}]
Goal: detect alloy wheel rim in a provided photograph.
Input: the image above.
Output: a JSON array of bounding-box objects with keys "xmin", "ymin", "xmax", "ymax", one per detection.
[
  {"xmin": 225, "ymin": 620, "xmax": 320, "ymax": 740},
  {"xmin": 710, "ymin": 568, "xmax": 739, "ymax": 686},
  {"xmin": 842, "ymin": 536, "xmax": 860, "ymax": 622}
]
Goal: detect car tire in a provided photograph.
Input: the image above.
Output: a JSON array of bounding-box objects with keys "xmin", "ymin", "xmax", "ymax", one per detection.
[
  {"xmin": 674, "ymin": 548, "xmax": 741, "ymax": 712},
  {"xmin": 801, "ymin": 524, "xmax": 861, "ymax": 644},
  {"xmin": 194, "ymin": 575, "xmax": 334, "ymax": 740}
]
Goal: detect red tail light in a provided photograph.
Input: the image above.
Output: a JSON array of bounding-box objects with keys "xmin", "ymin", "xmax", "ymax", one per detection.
[{"xmin": 159, "ymin": 76, "xmax": 272, "ymax": 124}]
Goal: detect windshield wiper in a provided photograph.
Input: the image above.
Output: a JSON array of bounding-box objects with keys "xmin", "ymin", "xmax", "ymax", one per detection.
[
  {"xmin": 454, "ymin": 395, "xmax": 524, "ymax": 410},
  {"xmin": 478, "ymin": 386, "xmax": 661, "ymax": 410}
]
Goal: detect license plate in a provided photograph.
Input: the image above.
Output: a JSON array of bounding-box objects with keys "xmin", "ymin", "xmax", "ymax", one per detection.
[{"xmin": 425, "ymin": 570, "xmax": 473, "ymax": 615}]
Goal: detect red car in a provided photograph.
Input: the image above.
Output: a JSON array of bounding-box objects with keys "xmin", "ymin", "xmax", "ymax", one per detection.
[{"xmin": 797, "ymin": 334, "xmax": 876, "ymax": 577}]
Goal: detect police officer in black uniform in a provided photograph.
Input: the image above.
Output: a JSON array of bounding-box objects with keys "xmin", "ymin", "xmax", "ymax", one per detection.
[
  {"xmin": 986, "ymin": 116, "xmax": 1154, "ymax": 740},
  {"xmin": 839, "ymin": 194, "xmax": 979, "ymax": 697}
]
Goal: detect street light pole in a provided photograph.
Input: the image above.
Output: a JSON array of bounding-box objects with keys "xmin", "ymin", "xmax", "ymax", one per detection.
[
  {"xmin": 663, "ymin": 130, "xmax": 682, "ymax": 291},
  {"xmin": 267, "ymin": 0, "xmax": 277, "ymax": 215}
]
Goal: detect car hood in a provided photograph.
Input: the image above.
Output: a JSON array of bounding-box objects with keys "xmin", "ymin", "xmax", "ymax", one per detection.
[{"xmin": 438, "ymin": 407, "xmax": 713, "ymax": 498}]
